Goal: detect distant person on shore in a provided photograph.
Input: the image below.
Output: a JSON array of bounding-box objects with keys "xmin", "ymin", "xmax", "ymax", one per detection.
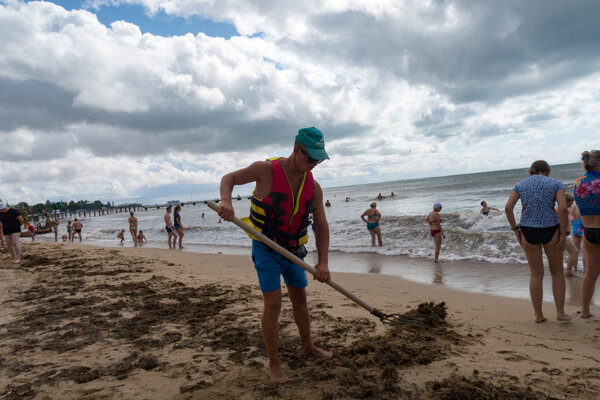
[
  {"xmin": 202, "ymin": 212, "xmax": 205, "ymax": 219},
  {"xmin": 164, "ymin": 206, "xmax": 176, "ymax": 249},
  {"xmin": 128, "ymin": 211, "xmax": 138, "ymax": 246},
  {"xmin": 505, "ymin": 160, "xmax": 570, "ymax": 323},
  {"xmin": 426, "ymin": 202, "xmax": 445, "ymax": 262},
  {"xmin": 72, "ymin": 219, "xmax": 83, "ymax": 242},
  {"xmin": 480, "ymin": 201, "xmax": 500, "ymax": 217},
  {"xmin": 28, "ymin": 224, "xmax": 35, "ymax": 242},
  {"xmin": 67, "ymin": 221, "xmax": 73, "ymax": 241},
  {"xmin": 569, "ymin": 202, "xmax": 585, "ymax": 273},
  {"xmin": 137, "ymin": 230, "xmax": 147, "ymax": 244},
  {"xmin": 325, "ymin": 199, "xmax": 331, "ymax": 207},
  {"xmin": 53, "ymin": 220, "xmax": 59, "ymax": 242},
  {"xmin": 556, "ymin": 194, "xmax": 579, "ymax": 277},
  {"xmin": 573, "ymin": 150, "xmax": 600, "ymax": 319},
  {"xmin": 361, "ymin": 202, "xmax": 382, "ymax": 246},
  {"xmin": 174, "ymin": 205, "xmax": 184, "ymax": 249},
  {"xmin": 0, "ymin": 200, "xmax": 24, "ymax": 263},
  {"xmin": 217, "ymin": 126, "xmax": 333, "ymax": 383},
  {"xmin": 117, "ymin": 229, "xmax": 125, "ymax": 244}
]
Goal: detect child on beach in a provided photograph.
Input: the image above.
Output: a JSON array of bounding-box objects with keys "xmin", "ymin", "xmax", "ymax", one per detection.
[
  {"xmin": 426, "ymin": 203, "xmax": 445, "ymax": 262},
  {"xmin": 556, "ymin": 194, "xmax": 579, "ymax": 276},
  {"xmin": 28, "ymin": 224, "xmax": 35, "ymax": 242},
  {"xmin": 117, "ymin": 229, "xmax": 125, "ymax": 244},
  {"xmin": 137, "ymin": 230, "xmax": 147, "ymax": 244}
]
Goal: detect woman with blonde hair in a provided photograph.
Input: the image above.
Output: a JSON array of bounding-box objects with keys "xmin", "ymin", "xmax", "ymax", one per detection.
[
  {"xmin": 573, "ymin": 150, "xmax": 600, "ymax": 318},
  {"xmin": 505, "ymin": 160, "xmax": 570, "ymax": 323}
]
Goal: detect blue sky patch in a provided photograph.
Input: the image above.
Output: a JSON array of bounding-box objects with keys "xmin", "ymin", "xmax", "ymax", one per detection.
[{"xmin": 45, "ymin": 0, "xmax": 239, "ymax": 38}]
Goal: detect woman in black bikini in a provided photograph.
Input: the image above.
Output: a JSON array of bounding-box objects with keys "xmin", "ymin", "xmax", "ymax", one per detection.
[
  {"xmin": 505, "ymin": 160, "xmax": 570, "ymax": 323},
  {"xmin": 573, "ymin": 150, "xmax": 600, "ymax": 318}
]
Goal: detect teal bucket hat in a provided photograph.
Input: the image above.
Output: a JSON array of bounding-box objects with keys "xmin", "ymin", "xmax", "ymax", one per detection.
[{"xmin": 295, "ymin": 127, "xmax": 329, "ymax": 161}]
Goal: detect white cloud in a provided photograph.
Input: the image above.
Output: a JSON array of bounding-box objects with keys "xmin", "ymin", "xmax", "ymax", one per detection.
[{"xmin": 0, "ymin": 0, "xmax": 599, "ymax": 204}]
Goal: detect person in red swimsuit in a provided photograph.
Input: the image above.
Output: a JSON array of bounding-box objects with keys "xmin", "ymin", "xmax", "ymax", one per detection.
[{"xmin": 426, "ymin": 202, "xmax": 445, "ymax": 262}]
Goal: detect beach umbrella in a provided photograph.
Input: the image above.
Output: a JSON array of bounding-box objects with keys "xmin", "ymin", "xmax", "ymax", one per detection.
[{"xmin": 207, "ymin": 202, "xmax": 421, "ymax": 325}]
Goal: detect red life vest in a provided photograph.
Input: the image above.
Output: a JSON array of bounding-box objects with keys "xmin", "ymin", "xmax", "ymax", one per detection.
[{"xmin": 242, "ymin": 158, "xmax": 314, "ymax": 250}]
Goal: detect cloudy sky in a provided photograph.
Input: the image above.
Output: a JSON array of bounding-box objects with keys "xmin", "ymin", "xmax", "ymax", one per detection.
[{"xmin": 1, "ymin": 0, "xmax": 598, "ymax": 205}]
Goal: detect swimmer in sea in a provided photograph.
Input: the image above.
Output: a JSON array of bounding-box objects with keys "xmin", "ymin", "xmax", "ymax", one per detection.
[
  {"xmin": 361, "ymin": 202, "xmax": 382, "ymax": 246},
  {"xmin": 480, "ymin": 201, "xmax": 500, "ymax": 217},
  {"xmin": 325, "ymin": 200, "xmax": 331, "ymax": 207},
  {"xmin": 426, "ymin": 202, "xmax": 445, "ymax": 262}
]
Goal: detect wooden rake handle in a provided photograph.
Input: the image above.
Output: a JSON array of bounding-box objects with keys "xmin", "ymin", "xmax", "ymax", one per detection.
[{"xmin": 207, "ymin": 201, "xmax": 386, "ymax": 320}]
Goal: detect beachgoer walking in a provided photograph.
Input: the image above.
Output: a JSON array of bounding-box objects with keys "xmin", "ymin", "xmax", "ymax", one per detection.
[
  {"xmin": 557, "ymin": 194, "xmax": 579, "ymax": 276},
  {"xmin": 505, "ymin": 160, "xmax": 570, "ymax": 323},
  {"xmin": 67, "ymin": 221, "xmax": 73, "ymax": 242},
  {"xmin": 361, "ymin": 202, "xmax": 382, "ymax": 246},
  {"xmin": 117, "ymin": 229, "xmax": 125, "ymax": 244},
  {"xmin": 426, "ymin": 202, "xmax": 445, "ymax": 262},
  {"xmin": 164, "ymin": 206, "xmax": 176, "ymax": 249},
  {"xmin": 217, "ymin": 127, "xmax": 333, "ymax": 383},
  {"xmin": 128, "ymin": 211, "xmax": 138, "ymax": 246},
  {"xmin": 137, "ymin": 230, "xmax": 147, "ymax": 244},
  {"xmin": 72, "ymin": 219, "xmax": 83, "ymax": 242},
  {"xmin": 573, "ymin": 150, "xmax": 600, "ymax": 318},
  {"xmin": 173, "ymin": 205, "xmax": 184, "ymax": 249},
  {"xmin": 570, "ymin": 202, "xmax": 585, "ymax": 273},
  {"xmin": 0, "ymin": 201, "xmax": 24, "ymax": 263},
  {"xmin": 480, "ymin": 201, "xmax": 500, "ymax": 217}
]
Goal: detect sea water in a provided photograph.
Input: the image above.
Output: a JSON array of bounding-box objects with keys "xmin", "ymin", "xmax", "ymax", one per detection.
[
  {"xmin": 44, "ymin": 162, "xmax": 596, "ymax": 305},
  {"xmin": 75, "ymin": 162, "xmax": 583, "ymax": 265}
]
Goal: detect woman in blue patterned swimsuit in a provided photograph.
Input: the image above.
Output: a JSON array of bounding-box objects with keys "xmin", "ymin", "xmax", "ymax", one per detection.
[
  {"xmin": 573, "ymin": 150, "xmax": 600, "ymax": 318},
  {"xmin": 505, "ymin": 160, "xmax": 570, "ymax": 323}
]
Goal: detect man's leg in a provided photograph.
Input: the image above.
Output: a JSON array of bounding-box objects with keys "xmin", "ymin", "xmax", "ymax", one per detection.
[
  {"xmin": 287, "ymin": 286, "xmax": 332, "ymax": 359},
  {"xmin": 261, "ymin": 289, "xmax": 288, "ymax": 383}
]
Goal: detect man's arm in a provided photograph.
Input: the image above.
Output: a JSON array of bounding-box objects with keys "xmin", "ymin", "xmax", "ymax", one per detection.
[
  {"xmin": 311, "ymin": 181, "xmax": 331, "ymax": 283},
  {"xmin": 218, "ymin": 161, "xmax": 270, "ymax": 221}
]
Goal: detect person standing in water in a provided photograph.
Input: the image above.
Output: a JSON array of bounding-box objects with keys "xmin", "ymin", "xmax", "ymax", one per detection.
[
  {"xmin": 505, "ymin": 160, "xmax": 570, "ymax": 323},
  {"xmin": 426, "ymin": 202, "xmax": 445, "ymax": 262},
  {"xmin": 217, "ymin": 127, "xmax": 333, "ymax": 383},
  {"xmin": 164, "ymin": 206, "xmax": 176, "ymax": 249},
  {"xmin": 173, "ymin": 205, "xmax": 184, "ymax": 249},
  {"xmin": 128, "ymin": 211, "xmax": 138, "ymax": 246},
  {"xmin": 360, "ymin": 202, "xmax": 382, "ymax": 246},
  {"xmin": 557, "ymin": 193, "xmax": 579, "ymax": 277},
  {"xmin": 573, "ymin": 150, "xmax": 600, "ymax": 318}
]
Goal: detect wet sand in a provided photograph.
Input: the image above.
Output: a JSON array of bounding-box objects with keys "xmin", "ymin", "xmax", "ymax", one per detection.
[{"xmin": 1, "ymin": 242, "xmax": 600, "ymax": 399}]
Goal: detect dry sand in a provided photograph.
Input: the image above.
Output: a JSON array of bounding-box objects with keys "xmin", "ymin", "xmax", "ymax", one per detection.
[{"xmin": 1, "ymin": 242, "xmax": 600, "ymax": 399}]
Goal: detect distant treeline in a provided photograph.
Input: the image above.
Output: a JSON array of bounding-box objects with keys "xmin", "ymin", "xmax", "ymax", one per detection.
[{"xmin": 11, "ymin": 200, "xmax": 113, "ymax": 214}]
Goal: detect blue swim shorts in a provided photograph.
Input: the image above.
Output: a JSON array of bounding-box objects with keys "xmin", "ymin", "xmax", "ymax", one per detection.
[{"xmin": 251, "ymin": 240, "xmax": 308, "ymax": 292}]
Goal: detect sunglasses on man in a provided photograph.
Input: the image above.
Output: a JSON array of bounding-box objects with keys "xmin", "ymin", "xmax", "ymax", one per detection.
[{"xmin": 298, "ymin": 147, "xmax": 323, "ymax": 164}]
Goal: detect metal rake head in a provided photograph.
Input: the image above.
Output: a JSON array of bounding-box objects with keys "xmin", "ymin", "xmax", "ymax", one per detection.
[{"xmin": 379, "ymin": 313, "xmax": 426, "ymax": 326}]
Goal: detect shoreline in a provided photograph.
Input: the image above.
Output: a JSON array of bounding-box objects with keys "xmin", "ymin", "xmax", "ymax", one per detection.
[
  {"xmin": 1, "ymin": 242, "xmax": 600, "ymax": 399},
  {"xmin": 29, "ymin": 235, "xmax": 594, "ymax": 307}
]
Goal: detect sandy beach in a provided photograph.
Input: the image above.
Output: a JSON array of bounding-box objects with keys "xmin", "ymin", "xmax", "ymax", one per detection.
[{"xmin": 1, "ymin": 242, "xmax": 600, "ymax": 399}]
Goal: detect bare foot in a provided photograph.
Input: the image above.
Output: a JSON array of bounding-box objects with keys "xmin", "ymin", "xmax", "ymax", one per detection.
[
  {"xmin": 269, "ymin": 365, "xmax": 289, "ymax": 383},
  {"xmin": 303, "ymin": 345, "xmax": 333, "ymax": 360},
  {"xmin": 581, "ymin": 311, "xmax": 593, "ymax": 319},
  {"xmin": 565, "ymin": 270, "xmax": 573, "ymax": 277},
  {"xmin": 557, "ymin": 313, "xmax": 572, "ymax": 321},
  {"xmin": 534, "ymin": 316, "xmax": 547, "ymax": 323}
]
